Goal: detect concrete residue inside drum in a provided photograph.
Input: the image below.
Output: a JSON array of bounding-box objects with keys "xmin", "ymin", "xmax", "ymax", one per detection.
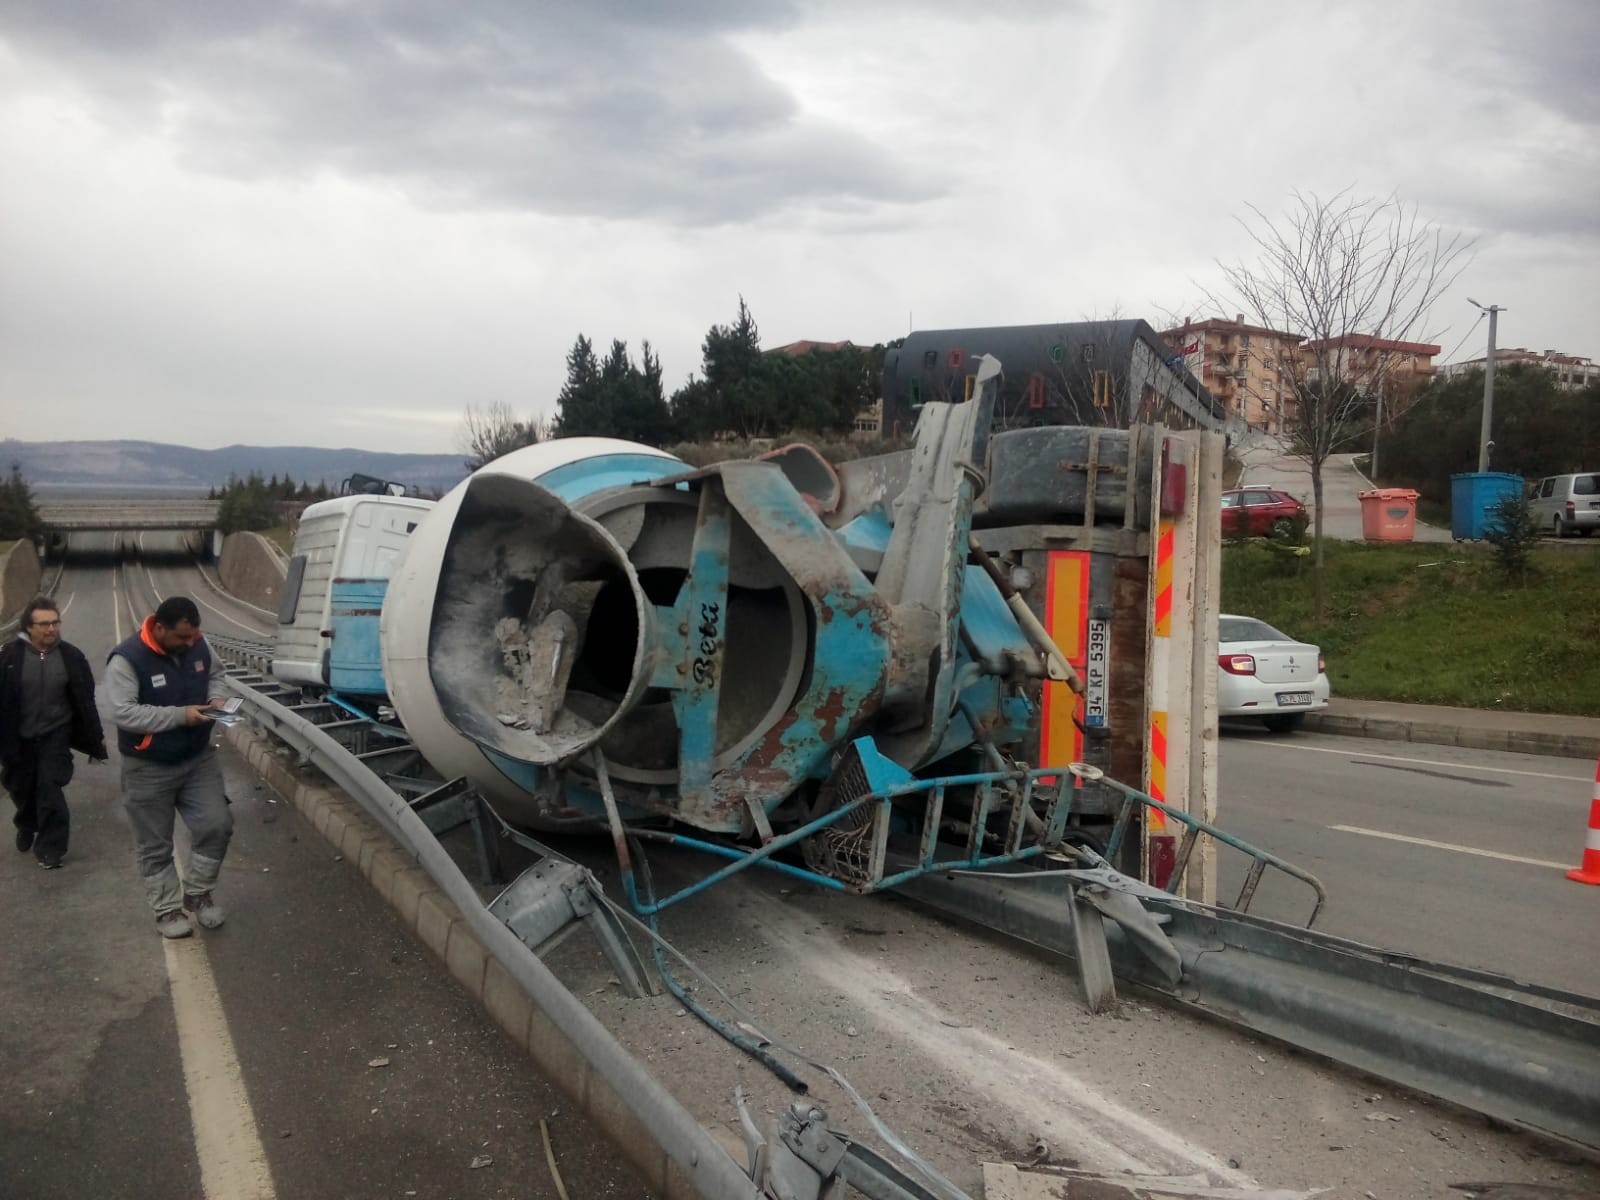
[{"xmin": 428, "ymin": 473, "xmax": 650, "ymax": 766}]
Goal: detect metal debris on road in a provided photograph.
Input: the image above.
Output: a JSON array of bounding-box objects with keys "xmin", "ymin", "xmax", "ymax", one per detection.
[{"xmin": 540, "ymin": 1118, "xmax": 572, "ymax": 1200}]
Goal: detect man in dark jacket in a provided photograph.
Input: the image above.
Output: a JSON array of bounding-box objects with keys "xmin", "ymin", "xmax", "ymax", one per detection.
[
  {"xmin": 106, "ymin": 595, "xmax": 233, "ymax": 939},
  {"xmin": 0, "ymin": 595, "xmax": 108, "ymax": 868}
]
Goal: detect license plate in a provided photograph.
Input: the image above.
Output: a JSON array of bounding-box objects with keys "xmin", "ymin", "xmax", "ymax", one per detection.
[
  {"xmin": 1084, "ymin": 618, "xmax": 1109, "ymax": 728},
  {"xmin": 1276, "ymin": 691, "xmax": 1312, "ymax": 706}
]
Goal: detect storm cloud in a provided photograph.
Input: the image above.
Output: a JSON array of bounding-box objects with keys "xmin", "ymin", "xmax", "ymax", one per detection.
[
  {"xmin": 0, "ymin": 0, "xmax": 1594, "ymax": 454},
  {"xmin": 0, "ymin": 0, "xmax": 941, "ymax": 223}
]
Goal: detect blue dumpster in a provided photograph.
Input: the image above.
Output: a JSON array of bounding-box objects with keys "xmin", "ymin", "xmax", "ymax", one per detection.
[{"xmin": 1449, "ymin": 472, "xmax": 1523, "ymax": 540}]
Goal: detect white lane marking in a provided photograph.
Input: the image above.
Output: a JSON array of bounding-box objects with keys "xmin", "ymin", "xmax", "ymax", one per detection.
[
  {"xmin": 115, "ymin": 550, "xmax": 142, "ymax": 638},
  {"xmin": 60, "ymin": 591, "xmax": 76, "ymax": 616},
  {"xmin": 1329, "ymin": 824, "xmax": 1570, "ymax": 870},
  {"xmin": 142, "ymin": 531, "xmax": 274, "ymax": 636},
  {"xmin": 194, "ymin": 587, "xmax": 275, "ymax": 635},
  {"xmin": 1248, "ymin": 739, "xmax": 1589, "ymax": 782},
  {"xmin": 191, "ymin": 555, "xmax": 278, "ymax": 624},
  {"xmin": 745, "ymin": 892, "xmax": 1258, "ymax": 1185},
  {"xmin": 163, "ymin": 939, "xmax": 276, "ymax": 1198},
  {"xmin": 139, "ymin": 531, "xmax": 167, "ymax": 608}
]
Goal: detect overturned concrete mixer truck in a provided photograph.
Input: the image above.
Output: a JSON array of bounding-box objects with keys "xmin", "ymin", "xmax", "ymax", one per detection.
[{"xmin": 273, "ymin": 351, "xmax": 1226, "ymax": 894}]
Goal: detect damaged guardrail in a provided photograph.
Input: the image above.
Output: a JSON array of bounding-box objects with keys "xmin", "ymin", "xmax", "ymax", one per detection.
[
  {"xmin": 898, "ymin": 852, "xmax": 1600, "ymax": 1153},
  {"xmin": 212, "ymin": 659, "xmax": 970, "ymax": 1200}
]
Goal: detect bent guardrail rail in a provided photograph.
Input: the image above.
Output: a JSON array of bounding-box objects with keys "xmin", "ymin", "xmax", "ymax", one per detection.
[
  {"xmin": 897, "ymin": 863, "xmax": 1600, "ymax": 1152},
  {"xmin": 208, "ymin": 657, "xmax": 967, "ymax": 1200}
]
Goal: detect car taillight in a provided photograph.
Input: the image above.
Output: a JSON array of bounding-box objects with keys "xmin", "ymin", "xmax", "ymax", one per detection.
[
  {"xmin": 1219, "ymin": 653, "xmax": 1256, "ymax": 675},
  {"xmin": 1567, "ymin": 501, "xmax": 1576, "ymax": 517},
  {"xmin": 1317, "ymin": 654, "xmax": 1326, "ymax": 673}
]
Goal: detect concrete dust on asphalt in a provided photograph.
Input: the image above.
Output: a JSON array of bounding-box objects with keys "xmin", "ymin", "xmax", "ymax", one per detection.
[{"xmin": 525, "ymin": 839, "xmax": 1600, "ymax": 1200}]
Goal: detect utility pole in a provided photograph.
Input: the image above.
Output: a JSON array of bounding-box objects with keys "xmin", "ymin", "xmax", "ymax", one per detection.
[
  {"xmin": 1371, "ymin": 388, "xmax": 1383, "ymax": 480},
  {"xmin": 1467, "ymin": 298, "xmax": 1503, "ymax": 472}
]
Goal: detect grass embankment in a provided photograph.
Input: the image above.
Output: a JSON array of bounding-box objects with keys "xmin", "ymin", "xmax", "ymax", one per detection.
[{"xmin": 1222, "ymin": 541, "xmax": 1600, "ymax": 715}]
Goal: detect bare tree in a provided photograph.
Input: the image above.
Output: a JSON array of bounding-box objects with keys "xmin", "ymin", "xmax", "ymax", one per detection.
[
  {"xmin": 458, "ymin": 401, "xmax": 540, "ymax": 471},
  {"xmin": 1213, "ymin": 190, "xmax": 1472, "ymax": 618}
]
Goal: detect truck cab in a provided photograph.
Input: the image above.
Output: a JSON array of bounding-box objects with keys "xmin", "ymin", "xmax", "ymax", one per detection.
[{"xmin": 273, "ymin": 493, "xmax": 436, "ymax": 692}]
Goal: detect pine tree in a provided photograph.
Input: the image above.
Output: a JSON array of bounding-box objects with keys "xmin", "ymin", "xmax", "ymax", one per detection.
[
  {"xmin": 553, "ymin": 334, "xmax": 607, "ymax": 437},
  {"xmin": 0, "ymin": 464, "xmax": 44, "ymax": 541}
]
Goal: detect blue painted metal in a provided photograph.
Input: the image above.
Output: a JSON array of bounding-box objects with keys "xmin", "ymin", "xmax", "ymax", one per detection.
[
  {"xmin": 614, "ymin": 737, "xmax": 1078, "ymax": 909},
  {"xmin": 1089, "ymin": 765, "xmax": 1327, "ymax": 924},
  {"xmin": 710, "ymin": 462, "xmax": 894, "ymax": 821},
  {"xmin": 532, "ymin": 453, "xmax": 685, "ymax": 502},
  {"xmin": 833, "ymin": 508, "xmax": 894, "ymax": 557},
  {"xmin": 671, "ymin": 485, "xmax": 732, "ymax": 805},
  {"xmin": 852, "ymin": 737, "xmax": 915, "ymax": 793},
  {"xmin": 628, "ymin": 829, "xmax": 851, "ymax": 904},
  {"xmin": 328, "ymin": 578, "xmax": 389, "ymax": 695},
  {"xmin": 957, "ymin": 564, "xmax": 1027, "ymax": 665}
]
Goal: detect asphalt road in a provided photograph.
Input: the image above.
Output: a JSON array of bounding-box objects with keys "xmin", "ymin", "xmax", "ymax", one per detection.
[
  {"xmin": 1, "ymin": 536, "xmax": 646, "ymax": 1200},
  {"xmin": 1217, "ymin": 721, "xmax": 1600, "ymax": 996}
]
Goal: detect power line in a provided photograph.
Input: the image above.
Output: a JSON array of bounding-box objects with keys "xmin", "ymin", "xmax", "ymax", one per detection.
[{"xmin": 1439, "ymin": 310, "xmax": 1486, "ymax": 366}]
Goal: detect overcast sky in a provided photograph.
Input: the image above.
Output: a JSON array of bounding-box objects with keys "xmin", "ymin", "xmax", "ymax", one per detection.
[{"xmin": 2, "ymin": 0, "xmax": 1596, "ymax": 454}]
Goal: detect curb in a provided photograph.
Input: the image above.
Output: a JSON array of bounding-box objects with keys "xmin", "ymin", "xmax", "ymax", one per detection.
[
  {"xmin": 1301, "ymin": 712, "xmax": 1600, "ymax": 762},
  {"xmin": 222, "ymin": 724, "xmax": 700, "ymax": 1200}
]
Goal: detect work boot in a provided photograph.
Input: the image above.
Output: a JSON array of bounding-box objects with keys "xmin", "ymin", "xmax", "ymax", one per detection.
[
  {"xmin": 156, "ymin": 910, "xmax": 193, "ymax": 940},
  {"xmin": 16, "ymin": 828, "xmax": 35, "ymax": 853},
  {"xmin": 183, "ymin": 891, "xmax": 226, "ymax": 930}
]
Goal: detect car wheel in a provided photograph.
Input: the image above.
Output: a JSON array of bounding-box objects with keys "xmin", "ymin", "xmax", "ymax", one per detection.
[
  {"xmin": 1554, "ymin": 516, "xmax": 1568, "ymax": 538},
  {"xmin": 1263, "ymin": 713, "xmax": 1305, "ymax": 734},
  {"xmin": 1270, "ymin": 517, "xmax": 1296, "ymax": 540}
]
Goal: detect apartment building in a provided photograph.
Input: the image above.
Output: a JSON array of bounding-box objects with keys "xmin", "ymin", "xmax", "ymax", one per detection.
[
  {"xmin": 1440, "ymin": 347, "xmax": 1599, "ymax": 390},
  {"xmin": 1161, "ymin": 315, "xmax": 1302, "ymax": 435},
  {"xmin": 1300, "ymin": 335, "xmax": 1441, "ymax": 399}
]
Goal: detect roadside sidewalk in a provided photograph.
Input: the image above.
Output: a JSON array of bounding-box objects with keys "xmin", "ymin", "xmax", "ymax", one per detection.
[{"xmin": 1303, "ymin": 697, "xmax": 1600, "ymax": 761}]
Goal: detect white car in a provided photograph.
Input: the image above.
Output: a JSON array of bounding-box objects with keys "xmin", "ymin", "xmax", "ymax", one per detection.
[{"xmin": 1218, "ymin": 614, "xmax": 1330, "ymax": 733}]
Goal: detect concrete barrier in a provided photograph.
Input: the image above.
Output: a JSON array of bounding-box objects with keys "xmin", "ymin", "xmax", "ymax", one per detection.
[{"xmin": 219, "ymin": 532, "xmax": 288, "ymax": 615}]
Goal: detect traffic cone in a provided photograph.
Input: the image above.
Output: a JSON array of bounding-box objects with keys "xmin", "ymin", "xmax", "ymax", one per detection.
[{"xmin": 1567, "ymin": 761, "xmax": 1600, "ymax": 886}]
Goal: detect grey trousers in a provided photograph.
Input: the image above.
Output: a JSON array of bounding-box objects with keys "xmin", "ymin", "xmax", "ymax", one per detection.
[{"xmin": 121, "ymin": 749, "xmax": 233, "ymax": 916}]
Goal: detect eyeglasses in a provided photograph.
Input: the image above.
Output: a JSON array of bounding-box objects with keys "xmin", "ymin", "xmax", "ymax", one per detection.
[{"xmin": 30, "ymin": 619, "xmax": 61, "ymax": 628}]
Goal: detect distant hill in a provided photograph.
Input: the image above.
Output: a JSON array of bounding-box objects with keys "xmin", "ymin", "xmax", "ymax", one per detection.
[{"xmin": 2, "ymin": 439, "xmax": 470, "ymax": 494}]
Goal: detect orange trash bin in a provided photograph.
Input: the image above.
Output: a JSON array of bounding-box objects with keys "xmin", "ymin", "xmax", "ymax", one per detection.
[{"xmin": 1358, "ymin": 488, "xmax": 1420, "ymax": 541}]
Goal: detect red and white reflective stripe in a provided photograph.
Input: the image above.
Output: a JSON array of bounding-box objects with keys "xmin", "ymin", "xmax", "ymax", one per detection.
[
  {"xmin": 1587, "ymin": 762, "xmax": 1600, "ymax": 851},
  {"xmin": 1152, "ymin": 520, "xmax": 1174, "ymax": 638},
  {"xmin": 1146, "ymin": 518, "xmax": 1174, "ymax": 829}
]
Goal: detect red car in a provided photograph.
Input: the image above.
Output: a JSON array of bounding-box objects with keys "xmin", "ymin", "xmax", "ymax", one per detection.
[{"xmin": 1220, "ymin": 487, "xmax": 1308, "ymax": 539}]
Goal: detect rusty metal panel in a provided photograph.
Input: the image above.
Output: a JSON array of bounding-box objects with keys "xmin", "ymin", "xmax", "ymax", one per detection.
[{"xmin": 711, "ymin": 462, "xmax": 893, "ymax": 821}]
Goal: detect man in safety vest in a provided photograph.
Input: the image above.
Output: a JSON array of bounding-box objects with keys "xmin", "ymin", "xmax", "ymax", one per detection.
[{"xmin": 106, "ymin": 596, "xmax": 234, "ymax": 940}]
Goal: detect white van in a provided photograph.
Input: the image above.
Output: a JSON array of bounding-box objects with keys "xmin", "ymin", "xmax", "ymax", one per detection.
[
  {"xmin": 1529, "ymin": 472, "xmax": 1599, "ymax": 537},
  {"xmin": 272, "ymin": 494, "xmax": 436, "ymax": 688}
]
